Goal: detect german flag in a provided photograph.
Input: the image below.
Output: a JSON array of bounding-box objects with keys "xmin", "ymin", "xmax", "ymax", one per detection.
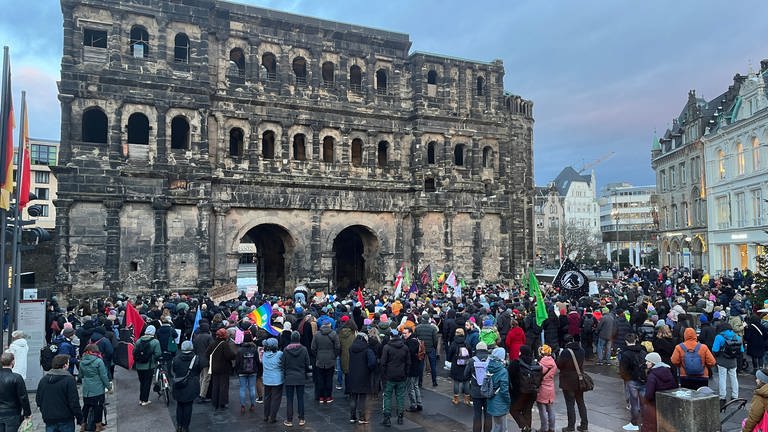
[{"xmin": 0, "ymin": 47, "xmax": 14, "ymax": 211}]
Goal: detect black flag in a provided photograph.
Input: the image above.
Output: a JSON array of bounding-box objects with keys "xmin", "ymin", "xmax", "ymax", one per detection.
[{"xmin": 552, "ymin": 258, "xmax": 590, "ymax": 298}]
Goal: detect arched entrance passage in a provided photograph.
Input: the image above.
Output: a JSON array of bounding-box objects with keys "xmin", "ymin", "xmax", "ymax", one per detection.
[
  {"xmin": 240, "ymin": 224, "xmax": 294, "ymax": 295},
  {"xmin": 670, "ymin": 240, "xmax": 681, "ymax": 268},
  {"xmin": 691, "ymin": 236, "xmax": 704, "ymax": 269},
  {"xmin": 332, "ymin": 225, "xmax": 379, "ymax": 297}
]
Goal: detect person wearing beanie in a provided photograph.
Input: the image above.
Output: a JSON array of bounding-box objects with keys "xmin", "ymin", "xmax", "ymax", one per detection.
[
  {"xmin": 535, "ymin": 344, "xmax": 558, "ymax": 432},
  {"xmin": 509, "ymin": 344, "xmax": 539, "ymax": 431},
  {"xmin": 486, "ymin": 345, "xmax": 511, "ymax": 432},
  {"xmin": 401, "ymin": 326, "xmax": 423, "ymax": 412},
  {"xmin": 172, "ymin": 339, "xmax": 201, "ymax": 432},
  {"xmin": 206, "ymin": 327, "xmax": 236, "ymax": 410},
  {"xmin": 699, "ymin": 314, "xmax": 717, "ymax": 351},
  {"xmin": 235, "ymin": 331, "xmax": 259, "ymax": 414},
  {"xmin": 744, "ymin": 369, "xmax": 768, "ymax": 431},
  {"xmin": 447, "ymin": 327, "xmax": 472, "ymax": 406},
  {"xmin": 415, "ymin": 313, "xmax": 439, "ymax": 387},
  {"xmin": 380, "ymin": 327, "xmax": 410, "ymax": 426},
  {"xmin": 464, "ymin": 338, "xmax": 491, "ymax": 432},
  {"xmin": 89, "ymin": 331, "xmax": 114, "ymax": 381},
  {"xmin": 311, "ymin": 319, "xmax": 340, "ymax": 404},
  {"xmin": 642, "ymin": 352, "xmax": 675, "ymax": 432},
  {"xmin": 192, "ymin": 321, "xmax": 214, "ymax": 403},
  {"xmin": 283, "ymin": 331, "xmax": 310, "ymax": 426},
  {"xmin": 479, "ymin": 317, "xmax": 501, "ymax": 351},
  {"xmin": 134, "ymin": 324, "xmax": 162, "ymax": 405},
  {"xmin": 261, "ymin": 338, "xmax": 283, "ymax": 423},
  {"xmin": 347, "ymin": 332, "xmax": 375, "ymax": 424},
  {"xmin": 710, "ymin": 323, "xmax": 742, "ymax": 404},
  {"xmin": 338, "ymin": 315, "xmax": 358, "ymax": 393}
]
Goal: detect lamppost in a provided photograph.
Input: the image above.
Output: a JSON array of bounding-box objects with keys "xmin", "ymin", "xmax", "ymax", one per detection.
[{"xmin": 613, "ymin": 210, "xmax": 620, "ymax": 268}]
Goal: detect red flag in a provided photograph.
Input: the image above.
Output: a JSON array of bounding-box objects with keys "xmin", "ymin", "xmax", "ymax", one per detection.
[
  {"xmin": 356, "ymin": 287, "xmax": 365, "ymax": 310},
  {"xmin": 125, "ymin": 302, "xmax": 145, "ymax": 341},
  {"xmin": 17, "ymin": 97, "xmax": 29, "ymax": 209},
  {"xmin": 0, "ymin": 47, "xmax": 14, "ymax": 211}
]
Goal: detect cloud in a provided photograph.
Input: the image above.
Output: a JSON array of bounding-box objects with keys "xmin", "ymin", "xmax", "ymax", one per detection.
[{"xmin": 13, "ymin": 67, "xmax": 60, "ymax": 141}]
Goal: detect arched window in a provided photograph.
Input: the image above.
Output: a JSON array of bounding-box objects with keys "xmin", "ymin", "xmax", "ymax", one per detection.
[
  {"xmin": 292, "ymin": 57, "xmax": 307, "ymax": 86},
  {"xmin": 427, "ymin": 70, "xmax": 437, "ymax": 85},
  {"xmin": 717, "ymin": 149, "xmax": 726, "ymax": 179},
  {"xmin": 427, "ymin": 141, "xmax": 436, "ymax": 164},
  {"xmin": 262, "ymin": 131, "xmax": 275, "ymax": 159},
  {"xmin": 376, "ymin": 69, "xmax": 387, "ymax": 95},
  {"xmin": 349, "ymin": 65, "xmax": 362, "ymax": 92},
  {"xmin": 322, "ymin": 136, "xmax": 334, "ymax": 163},
  {"xmin": 82, "ymin": 108, "xmax": 108, "ymax": 144},
  {"xmin": 351, "ymin": 138, "xmax": 363, "ymax": 167},
  {"xmin": 174, "ymin": 33, "xmax": 190, "ymax": 63},
  {"xmin": 322, "ymin": 61, "xmax": 334, "ymax": 87},
  {"xmin": 293, "ymin": 134, "xmax": 306, "ymax": 161},
  {"xmin": 228, "ymin": 48, "xmax": 245, "ymax": 77},
  {"xmin": 454, "ymin": 143, "xmax": 466, "ymax": 166},
  {"xmin": 129, "ymin": 25, "xmax": 149, "ymax": 58},
  {"xmin": 126, "ymin": 113, "xmax": 149, "ymax": 144},
  {"xmin": 170, "ymin": 115, "xmax": 190, "ymax": 150},
  {"xmin": 753, "ymin": 137, "xmax": 762, "ymax": 170},
  {"xmin": 229, "ymin": 128, "xmax": 244, "ymax": 157},
  {"xmin": 482, "ymin": 146, "xmax": 493, "ymax": 168},
  {"xmin": 476, "ymin": 76, "xmax": 485, "ymax": 96},
  {"xmin": 377, "ymin": 141, "xmax": 388, "ymax": 167},
  {"xmin": 261, "ymin": 52, "xmax": 277, "ymax": 81},
  {"xmin": 737, "ymin": 142, "xmax": 745, "ymax": 175}
]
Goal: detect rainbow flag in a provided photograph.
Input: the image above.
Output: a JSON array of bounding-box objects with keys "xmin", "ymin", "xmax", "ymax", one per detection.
[{"xmin": 248, "ymin": 302, "xmax": 280, "ymax": 336}]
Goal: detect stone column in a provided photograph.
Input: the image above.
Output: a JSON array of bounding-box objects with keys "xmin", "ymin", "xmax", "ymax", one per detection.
[
  {"xmin": 152, "ymin": 198, "xmax": 172, "ymax": 292},
  {"xmin": 196, "ymin": 202, "xmax": 213, "ymax": 290},
  {"xmin": 410, "ymin": 209, "xmax": 425, "ymax": 271},
  {"xmin": 211, "ymin": 205, "xmax": 230, "ymax": 282},
  {"xmin": 443, "ymin": 209, "xmax": 455, "ymax": 269},
  {"xmin": 57, "ymin": 94, "xmax": 74, "ymax": 163},
  {"xmin": 53, "ymin": 199, "xmax": 73, "ymax": 292},
  {"xmin": 471, "ymin": 210, "xmax": 484, "ymax": 278},
  {"xmin": 248, "ymin": 120, "xmax": 260, "ymax": 172},
  {"xmin": 366, "ymin": 130, "xmax": 377, "ymax": 179},
  {"xmin": 499, "ymin": 211, "xmax": 511, "ymax": 278},
  {"xmin": 103, "ymin": 199, "xmax": 123, "ymax": 294},
  {"xmin": 155, "ymin": 104, "xmax": 168, "ymax": 164},
  {"xmin": 411, "ymin": 131, "xmax": 423, "ymax": 170},
  {"xmin": 471, "ymin": 136, "xmax": 481, "ymax": 180},
  {"xmin": 310, "ymin": 210, "xmax": 322, "ymax": 274}
]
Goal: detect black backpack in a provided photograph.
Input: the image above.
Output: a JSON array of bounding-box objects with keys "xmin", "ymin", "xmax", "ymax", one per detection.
[
  {"xmin": 40, "ymin": 341, "xmax": 61, "ymax": 371},
  {"xmin": 240, "ymin": 349, "xmax": 257, "ymax": 375},
  {"xmin": 133, "ymin": 339, "xmax": 153, "ymax": 363},
  {"xmin": 518, "ymin": 361, "xmax": 543, "ymax": 394},
  {"xmin": 722, "ymin": 337, "xmax": 741, "ymax": 359}
]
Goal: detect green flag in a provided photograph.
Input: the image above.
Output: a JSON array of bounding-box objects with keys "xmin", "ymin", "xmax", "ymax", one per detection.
[
  {"xmin": 529, "ymin": 271, "xmax": 548, "ymax": 327},
  {"xmin": 404, "ymin": 266, "xmax": 411, "ymax": 288}
]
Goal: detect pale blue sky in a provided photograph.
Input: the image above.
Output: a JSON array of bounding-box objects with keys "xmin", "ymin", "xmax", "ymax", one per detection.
[{"xmin": 2, "ymin": 0, "xmax": 767, "ymax": 188}]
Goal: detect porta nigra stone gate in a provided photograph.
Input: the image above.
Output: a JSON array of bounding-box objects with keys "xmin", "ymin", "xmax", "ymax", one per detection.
[{"xmin": 55, "ymin": 0, "xmax": 535, "ymax": 297}]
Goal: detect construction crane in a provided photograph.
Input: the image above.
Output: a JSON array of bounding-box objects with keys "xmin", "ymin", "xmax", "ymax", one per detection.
[{"xmin": 578, "ymin": 151, "xmax": 615, "ymax": 174}]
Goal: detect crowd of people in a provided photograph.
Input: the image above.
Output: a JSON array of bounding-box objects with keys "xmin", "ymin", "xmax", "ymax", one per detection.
[{"xmin": 0, "ymin": 263, "xmax": 764, "ymax": 432}]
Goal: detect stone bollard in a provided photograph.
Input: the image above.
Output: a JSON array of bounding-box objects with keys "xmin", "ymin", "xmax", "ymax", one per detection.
[{"xmin": 656, "ymin": 388, "xmax": 720, "ymax": 432}]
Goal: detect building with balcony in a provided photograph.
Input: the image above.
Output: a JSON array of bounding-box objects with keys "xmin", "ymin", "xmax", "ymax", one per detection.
[
  {"xmin": 703, "ymin": 61, "xmax": 768, "ymax": 275},
  {"xmin": 598, "ymin": 183, "xmax": 657, "ymax": 268}
]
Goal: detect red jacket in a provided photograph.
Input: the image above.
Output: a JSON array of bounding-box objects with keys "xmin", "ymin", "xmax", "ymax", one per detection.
[{"xmin": 505, "ymin": 326, "xmax": 526, "ymax": 360}]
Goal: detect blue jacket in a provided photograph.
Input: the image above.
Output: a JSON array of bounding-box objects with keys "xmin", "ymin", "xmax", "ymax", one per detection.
[
  {"xmin": 712, "ymin": 330, "xmax": 743, "ymax": 369},
  {"xmin": 486, "ymin": 358, "xmax": 510, "ymax": 416},
  {"xmin": 262, "ymin": 351, "xmax": 284, "ymax": 386},
  {"xmin": 53, "ymin": 336, "xmax": 78, "ymax": 374}
]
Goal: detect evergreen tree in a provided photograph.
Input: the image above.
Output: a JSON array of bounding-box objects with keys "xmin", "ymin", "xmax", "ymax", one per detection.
[{"xmin": 749, "ymin": 239, "xmax": 768, "ymax": 308}]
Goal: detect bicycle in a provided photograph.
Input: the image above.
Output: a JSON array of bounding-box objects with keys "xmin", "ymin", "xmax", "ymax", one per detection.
[{"xmin": 153, "ymin": 357, "xmax": 171, "ymax": 406}]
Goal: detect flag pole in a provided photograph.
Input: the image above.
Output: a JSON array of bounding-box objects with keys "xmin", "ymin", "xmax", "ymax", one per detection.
[
  {"xmin": 8, "ymin": 91, "xmax": 25, "ymax": 335},
  {"xmin": 0, "ymin": 46, "xmax": 11, "ymax": 348}
]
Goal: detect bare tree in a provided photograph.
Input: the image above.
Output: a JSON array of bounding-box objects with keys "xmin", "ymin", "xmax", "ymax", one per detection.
[{"xmin": 561, "ymin": 221, "xmax": 602, "ymax": 262}]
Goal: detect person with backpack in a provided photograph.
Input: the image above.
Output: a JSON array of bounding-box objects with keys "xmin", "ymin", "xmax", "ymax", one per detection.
[
  {"xmin": 36, "ymin": 354, "xmax": 83, "ymax": 432},
  {"xmin": 171, "ymin": 341, "xmax": 200, "ymax": 432},
  {"xmin": 134, "ymin": 325, "xmax": 162, "ymax": 406},
  {"xmin": 618, "ymin": 334, "xmax": 647, "ymax": 431},
  {"xmin": 711, "ymin": 323, "xmax": 744, "ymax": 406},
  {"xmin": 80, "ymin": 343, "xmax": 110, "ymax": 432},
  {"xmin": 449, "ymin": 328, "xmax": 472, "ymax": 406},
  {"xmin": 479, "ymin": 318, "xmax": 501, "ymax": 350},
  {"xmin": 671, "ymin": 327, "xmax": 715, "ymax": 391},
  {"xmin": 52, "ymin": 327, "xmax": 79, "ymax": 376},
  {"xmin": 235, "ymin": 332, "xmax": 260, "ymax": 414},
  {"xmin": 311, "ymin": 321, "xmax": 340, "ymax": 404},
  {"xmin": 509, "ymin": 345, "xmax": 540, "ymax": 432},
  {"xmin": 556, "ymin": 335, "xmax": 588, "ymax": 432},
  {"xmin": 207, "ymin": 328, "xmax": 236, "ymax": 411},
  {"xmin": 580, "ymin": 310, "xmax": 596, "ymax": 360},
  {"xmin": 380, "ymin": 328, "xmax": 410, "ymax": 427},
  {"xmin": 192, "ymin": 321, "xmax": 214, "ymax": 403},
  {"xmin": 402, "ymin": 326, "xmax": 424, "ymax": 412},
  {"xmin": 415, "ymin": 314, "xmax": 439, "ymax": 387},
  {"xmin": 486, "ymin": 347, "xmax": 510, "ymax": 432},
  {"xmin": 283, "ymin": 331, "xmax": 310, "ymax": 427},
  {"xmin": 464, "ymin": 341, "xmax": 492, "ymax": 432},
  {"xmin": 536, "ymin": 344, "xmax": 558, "ymax": 432},
  {"xmin": 744, "ymin": 316, "xmax": 766, "ymax": 373}
]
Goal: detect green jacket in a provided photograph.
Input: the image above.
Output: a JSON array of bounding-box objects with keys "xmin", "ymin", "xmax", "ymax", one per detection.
[
  {"xmin": 134, "ymin": 336, "xmax": 162, "ymax": 370},
  {"xmin": 80, "ymin": 354, "xmax": 110, "ymax": 397}
]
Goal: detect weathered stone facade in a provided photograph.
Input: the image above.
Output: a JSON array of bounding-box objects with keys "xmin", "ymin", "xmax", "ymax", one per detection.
[{"xmin": 56, "ymin": 0, "xmax": 534, "ymax": 297}]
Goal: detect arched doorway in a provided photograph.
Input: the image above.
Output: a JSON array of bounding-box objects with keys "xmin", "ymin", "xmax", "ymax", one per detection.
[
  {"xmin": 691, "ymin": 236, "xmax": 704, "ymax": 270},
  {"xmin": 239, "ymin": 224, "xmax": 294, "ymax": 295},
  {"xmin": 332, "ymin": 225, "xmax": 378, "ymax": 297},
  {"xmin": 670, "ymin": 240, "xmax": 680, "ymax": 267}
]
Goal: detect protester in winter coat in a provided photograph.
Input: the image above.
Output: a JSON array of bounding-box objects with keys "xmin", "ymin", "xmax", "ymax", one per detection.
[
  {"xmin": 89, "ymin": 331, "xmax": 114, "ymax": 380},
  {"xmin": 744, "ymin": 316, "xmax": 766, "ymax": 372},
  {"xmin": 402, "ymin": 326, "xmax": 424, "ymax": 412},
  {"xmin": 283, "ymin": 331, "xmax": 310, "ymax": 427},
  {"xmin": 464, "ymin": 341, "xmax": 492, "ymax": 432},
  {"xmin": 348, "ymin": 333, "xmax": 377, "ymax": 424},
  {"xmin": 536, "ymin": 344, "xmax": 558, "ymax": 432},
  {"xmin": 580, "ymin": 311, "xmax": 596, "ymax": 360},
  {"xmin": 509, "ymin": 345, "xmax": 537, "ymax": 432},
  {"xmin": 698, "ymin": 315, "xmax": 717, "ymax": 350},
  {"xmin": 53, "ymin": 327, "xmax": 79, "ymax": 376},
  {"xmin": 641, "ymin": 353, "xmax": 676, "ymax": 432},
  {"xmin": 79, "ymin": 344, "xmax": 110, "ymax": 432},
  {"xmin": 380, "ymin": 330, "xmax": 410, "ymax": 427},
  {"xmin": 36, "ymin": 354, "xmax": 83, "ymax": 431},
  {"xmin": 192, "ymin": 321, "xmax": 214, "ymax": 402},
  {"xmin": 618, "ymin": 334, "xmax": 647, "ymax": 431},
  {"xmin": 311, "ymin": 322, "xmax": 339, "ymax": 403},
  {"xmin": 261, "ymin": 338, "xmax": 284, "ymax": 423},
  {"xmin": 7, "ymin": 331, "xmax": 28, "ymax": 380},
  {"xmin": 672, "ymin": 327, "xmax": 716, "ymax": 391},
  {"xmin": 523, "ymin": 314, "xmax": 542, "ymax": 354},
  {"xmin": 171, "ymin": 341, "xmax": 200, "ymax": 432},
  {"xmin": 338, "ymin": 316, "xmax": 357, "ymax": 393},
  {"xmin": 556, "ymin": 336, "xmax": 588, "ymax": 432},
  {"xmin": 0, "ymin": 352, "xmax": 31, "ymax": 431},
  {"xmin": 486, "ymin": 347, "xmax": 510, "ymax": 432},
  {"xmin": 235, "ymin": 332, "xmax": 260, "ymax": 414},
  {"xmin": 448, "ymin": 328, "xmax": 472, "ymax": 406},
  {"xmin": 595, "ymin": 309, "xmax": 616, "ymax": 365},
  {"xmin": 415, "ymin": 315, "xmax": 439, "ymax": 386},
  {"xmin": 711, "ymin": 324, "xmax": 743, "ymax": 403},
  {"xmin": 743, "ymin": 368, "xmax": 768, "ymax": 432},
  {"xmin": 134, "ymin": 325, "xmax": 162, "ymax": 406},
  {"xmin": 504, "ymin": 319, "xmax": 526, "ymax": 361},
  {"xmin": 206, "ymin": 328, "xmax": 236, "ymax": 410}
]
